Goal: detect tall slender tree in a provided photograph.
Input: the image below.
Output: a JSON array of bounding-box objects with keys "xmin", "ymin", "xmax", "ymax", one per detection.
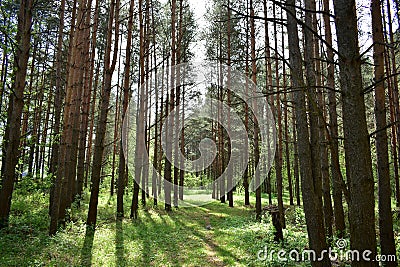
[
  {"xmin": 322, "ymin": 0, "xmax": 345, "ymax": 237},
  {"xmin": 164, "ymin": 0, "xmax": 177, "ymax": 211},
  {"xmin": 0, "ymin": 0, "xmax": 34, "ymax": 229},
  {"xmin": 333, "ymin": 0, "xmax": 378, "ymax": 265},
  {"xmin": 286, "ymin": 0, "xmax": 330, "ymax": 265},
  {"xmin": 371, "ymin": 0, "xmax": 397, "ymax": 265},
  {"xmin": 118, "ymin": 0, "xmax": 135, "ymax": 218},
  {"xmin": 131, "ymin": 0, "xmax": 146, "ymax": 218},
  {"xmin": 76, "ymin": 0, "xmax": 99, "ymax": 202},
  {"xmin": 87, "ymin": 0, "xmax": 120, "ymax": 226},
  {"xmin": 249, "ymin": 0, "xmax": 262, "ymax": 221}
]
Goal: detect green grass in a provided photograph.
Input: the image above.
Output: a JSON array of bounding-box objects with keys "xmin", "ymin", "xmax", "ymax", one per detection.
[{"xmin": 0, "ymin": 186, "xmax": 399, "ymax": 267}]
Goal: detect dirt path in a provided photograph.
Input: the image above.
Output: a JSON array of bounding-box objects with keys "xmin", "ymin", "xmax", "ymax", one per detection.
[{"xmin": 203, "ymin": 214, "xmax": 225, "ymax": 267}]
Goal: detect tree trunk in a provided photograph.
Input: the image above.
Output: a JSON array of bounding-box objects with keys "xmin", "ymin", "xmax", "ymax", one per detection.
[
  {"xmin": 284, "ymin": 83, "xmax": 293, "ymax": 206},
  {"xmin": 76, "ymin": 0, "xmax": 98, "ymax": 202},
  {"xmin": 273, "ymin": 2, "xmax": 285, "ymax": 229},
  {"xmin": 241, "ymin": 0, "xmax": 250, "ymax": 206},
  {"xmin": 85, "ymin": 61, "xmax": 100, "ymax": 188},
  {"xmin": 57, "ymin": 0, "xmax": 91, "ymax": 227},
  {"xmin": 314, "ymin": 16, "xmax": 333, "ymax": 240},
  {"xmin": 319, "ymin": 86, "xmax": 333, "ymax": 240},
  {"xmin": 218, "ymin": 33, "xmax": 225, "ymax": 204},
  {"xmin": 141, "ymin": 0, "xmax": 151, "ymax": 206},
  {"xmin": 24, "ymin": 40, "xmax": 38, "ymax": 179},
  {"xmin": 131, "ymin": 0, "xmax": 146, "ymax": 218},
  {"xmin": 384, "ymin": 0, "xmax": 400, "ymax": 209},
  {"xmin": 179, "ymin": 87, "xmax": 185, "ymax": 200},
  {"xmin": 0, "ymin": 0, "xmax": 33, "ymax": 229},
  {"xmin": 263, "ymin": 0, "xmax": 273, "ymax": 206},
  {"xmin": 286, "ymin": 0, "xmax": 330, "ymax": 265},
  {"xmin": 333, "ymin": 0, "xmax": 378, "ymax": 265},
  {"xmin": 322, "ymin": 0, "xmax": 345, "ymax": 237},
  {"xmin": 49, "ymin": 0, "xmax": 68, "ymax": 234},
  {"xmin": 173, "ymin": 0, "xmax": 183, "ymax": 208},
  {"xmin": 111, "ymin": 43, "xmax": 122, "ymax": 197},
  {"xmin": 226, "ymin": 0, "xmax": 233, "ymax": 208},
  {"xmin": 292, "ymin": 110, "xmax": 301, "ymax": 206},
  {"xmin": 249, "ymin": 0, "xmax": 261, "ymax": 221},
  {"xmin": 371, "ymin": 0, "xmax": 397, "ymax": 265},
  {"xmin": 87, "ymin": 0, "xmax": 120, "ymax": 227},
  {"xmin": 164, "ymin": 0, "xmax": 176, "ymax": 211},
  {"xmin": 118, "ymin": 0, "xmax": 135, "ymax": 218}
]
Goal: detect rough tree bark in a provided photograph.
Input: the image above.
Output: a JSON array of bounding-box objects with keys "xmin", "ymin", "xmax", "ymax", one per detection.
[
  {"xmin": 333, "ymin": 0, "xmax": 378, "ymax": 265},
  {"xmin": 0, "ymin": 0, "xmax": 34, "ymax": 229},
  {"xmin": 322, "ymin": 0, "xmax": 345, "ymax": 237},
  {"xmin": 87, "ymin": 0, "xmax": 120, "ymax": 226},
  {"xmin": 76, "ymin": 0, "xmax": 99, "ymax": 202},
  {"xmin": 56, "ymin": 0, "xmax": 91, "ymax": 228},
  {"xmin": 384, "ymin": 0, "xmax": 400, "ymax": 209},
  {"xmin": 286, "ymin": 0, "xmax": 330, "ymax": 265},
  {"xmin": 371, "ymin": 0, "xmax": 397, "ymax": 265}
]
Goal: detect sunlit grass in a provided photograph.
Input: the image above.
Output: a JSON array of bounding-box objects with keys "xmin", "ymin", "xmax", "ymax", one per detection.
[{"xmin": 0, "ymin": 185, "xmax": 399, "ymax": 267}]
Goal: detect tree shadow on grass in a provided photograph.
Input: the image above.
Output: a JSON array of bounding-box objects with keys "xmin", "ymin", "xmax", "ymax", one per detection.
[
  {"xmin": 169, "ymin": 209, "xmax": 242, "ymax": 264},
  {"xmin": 138, "ymin": 215, "xmax": 151, "ymax": 266},
  {"xmin": 115, "ymin": 219, "xmax": 126, "ymax": 266},
  {"xmin": 140, "ymin": 209, "xmax": 181, "ymax": 265},
  {"xmin": 80, "ymin": 226, "xmax": 95, "ymax": 267}
]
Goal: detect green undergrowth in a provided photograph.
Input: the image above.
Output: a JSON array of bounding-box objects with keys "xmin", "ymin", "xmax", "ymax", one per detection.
[{"xmin": 0, "ymin": 187, "xmax": 399, "ymax": 267}]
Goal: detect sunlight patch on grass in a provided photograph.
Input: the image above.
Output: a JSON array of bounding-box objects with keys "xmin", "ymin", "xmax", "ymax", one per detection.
[{"xmin": 4, "ymin": 191, "xmax": 397, "ymax": 266}]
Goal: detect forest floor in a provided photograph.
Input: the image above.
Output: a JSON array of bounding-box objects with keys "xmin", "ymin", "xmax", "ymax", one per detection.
[{"xmin": 0, "ymin": 185, "xmax": 399, "ymax": 267}]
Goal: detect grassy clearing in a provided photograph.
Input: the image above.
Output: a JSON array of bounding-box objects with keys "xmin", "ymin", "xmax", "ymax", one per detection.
[{"xmin": 0, "ymin": 187, "xmax": 399, "ymax": 266}]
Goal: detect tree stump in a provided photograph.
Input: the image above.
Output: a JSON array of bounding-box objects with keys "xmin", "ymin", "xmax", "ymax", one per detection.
[{"xmin": 264, "ymin": 205, "xmax": 284, "ymax": 242}]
